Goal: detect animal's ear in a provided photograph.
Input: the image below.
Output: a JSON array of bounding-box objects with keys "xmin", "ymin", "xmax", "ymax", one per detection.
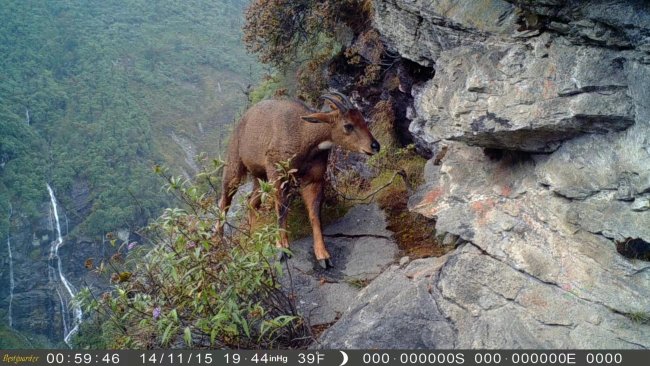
[{"xmin": 301, "ymin": 113, "xmax": 331, "ymax": 124}]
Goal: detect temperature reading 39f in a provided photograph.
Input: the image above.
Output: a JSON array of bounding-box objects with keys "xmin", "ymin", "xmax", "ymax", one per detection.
[{"xmin": 298, "ymin": 352, "xmax": 325, "ymax": 364}]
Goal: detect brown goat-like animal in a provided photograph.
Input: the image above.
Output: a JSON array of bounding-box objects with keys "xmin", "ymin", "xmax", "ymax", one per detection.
[{"xmin": 218, "ymin": 93, "xmax": 380, "ymax": 268}]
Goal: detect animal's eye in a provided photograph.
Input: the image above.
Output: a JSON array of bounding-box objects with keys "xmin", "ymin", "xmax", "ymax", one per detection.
[{"xmin": 344, "ymin": 124, "xmax": 354, "ymax": 133}]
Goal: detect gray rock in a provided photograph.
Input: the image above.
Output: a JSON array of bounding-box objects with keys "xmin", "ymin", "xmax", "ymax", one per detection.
[
  {"xmin": 225, "ymin": 182, "xmax": 253, "ymax": 222},
  {"xmin": 632, "ymin": 196, "xmax": 650, "ymax": 212},
  {"xmin": 509, "ymin": 0, "xmax": 650, "ymax": 49},
  {"xmin": 398, "ymin": 256, "xmax": 410, "ymax": 266},
  {"xmin": 441, "ymin": 233, "xmax": 459, "ymax": 247},
  {"xmin": 323, "ymin": 203, "xmax": 392, "ymax": 238},
  {"xmin": 318, "ymin": 243, "xmax": 650, "ymax": 349},
  {"xmin": 401, "ymin": 141, "xmax": 650, "ymax": 348},
  {"xmin": 320, "ymin": 0, "xmax": 650, "ymax": 349},
  {"xmin": 566, "ymin": 196, "xmax": 650, "ymax": 242},
  {"xmin": 316, "ymin": 257, "xmax": 456, "ymax": 349},
  {"xmin": 411, "ymin": 39, "xmax": 635, "ymax": 152},
  {"xmin": 394, "ymin": 0, "xmax": 650, "ymax": 153},
  {"xmin": 220, "ymin": 181, "xmax": 254, "ymax": 236},
  {"xmin": 410, "ymin": 142, "xmax": 650, "ymax": 317},
  {"xmin": 373, "ymin": 0, "xmax": 519, "ymax": 67},
  {"xmin": 283, "ymin": 203, "xmax": 398, "ymax": 326}
]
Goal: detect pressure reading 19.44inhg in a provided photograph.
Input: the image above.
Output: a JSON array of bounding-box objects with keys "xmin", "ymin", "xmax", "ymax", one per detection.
[{"xmin": 223, "ymin": 353, "xmax": 289, "ymax": 364}]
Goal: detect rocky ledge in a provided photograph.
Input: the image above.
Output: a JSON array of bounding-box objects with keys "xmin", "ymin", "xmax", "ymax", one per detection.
[{"xmin": 283, "ymin": 203, "xmax": 398, "ymax": 326}]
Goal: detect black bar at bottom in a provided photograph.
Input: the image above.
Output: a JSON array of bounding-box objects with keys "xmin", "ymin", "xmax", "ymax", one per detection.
[{"xmin": 0, "ymin": 350, "xmax": 647, "ymax": 366}]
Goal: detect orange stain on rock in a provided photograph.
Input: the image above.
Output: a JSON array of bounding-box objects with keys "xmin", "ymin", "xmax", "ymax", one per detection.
[
  {"xmin": 471, "ymin": 198, "xmax": 496, "ymax": 226},
  {"xmin": 542, "ymin": 78, "xmax": 556, "ymax": 99},
  {"xmin": 521, "ymin": 291, "xmax": 549, "ymax": 309},
  {"xmin": 414, "ymin": 186, "xmax": 446, "ymax": 217},
  {"xmin": 422, "ymin": 186, "xmax": 444, "ymax": 206}
]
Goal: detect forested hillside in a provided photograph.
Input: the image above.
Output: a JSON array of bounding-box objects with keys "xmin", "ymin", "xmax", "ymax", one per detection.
[
  {"xmin": 0, "ymin": 0, "xmax": 259, "ymax": 347},
  {"xmin": 0, "ymin": 0, "xmax": 258, "ymax": 237}
]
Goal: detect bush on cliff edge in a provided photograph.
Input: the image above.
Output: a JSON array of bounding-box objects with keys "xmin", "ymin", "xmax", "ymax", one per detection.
[{"xmin": 75, "ymin": 158, "xmax": 309, "ymax": 349}]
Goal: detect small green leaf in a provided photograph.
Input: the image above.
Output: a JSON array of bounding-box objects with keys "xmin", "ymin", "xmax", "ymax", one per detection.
[
  {"xmin": 161, "ymin": 322, "xmax": 175, "ymax": 346},
  {"xmin": 183, "ymin": 327, "xmax": 192, "ymax": 346}
]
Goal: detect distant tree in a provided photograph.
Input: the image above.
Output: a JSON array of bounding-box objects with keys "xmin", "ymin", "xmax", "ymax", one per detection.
[
  {"xmin": 244, "ymin": 0, "xmax": 371, "ymax": 68},
  {"xmin": 243, "ymin": 0, "xmax": 375, "ymax": 101}
]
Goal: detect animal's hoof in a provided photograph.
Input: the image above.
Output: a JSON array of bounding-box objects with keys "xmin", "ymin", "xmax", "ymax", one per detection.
[
  {"xmin": 318, "ymin": 258, "xmax": 334, "ymax": 269},
  {"xmin": 277, "ymin": 251, "xmax": 292, "ymax": 262}
]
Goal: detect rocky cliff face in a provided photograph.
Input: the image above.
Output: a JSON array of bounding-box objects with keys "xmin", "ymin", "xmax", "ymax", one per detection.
[{"xmin": 317, "ymin": 0, "xmax": 650, "ymax": 348}]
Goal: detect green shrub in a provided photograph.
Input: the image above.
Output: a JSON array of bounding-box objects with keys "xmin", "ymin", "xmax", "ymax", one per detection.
[
  {"xmin": 249, "ymin": 75, "xmax": 286, "ymax": 104},
  {"xmin": 243, "ymin": 0, "xmax": 373, "ymax": 102},
  {"xmin": 627, "ymin": 312, "xmax": 650, "ymax": 325},
  {"xmin": 77, "ymin": 160, "xmax": 309, "ymax": 349}
]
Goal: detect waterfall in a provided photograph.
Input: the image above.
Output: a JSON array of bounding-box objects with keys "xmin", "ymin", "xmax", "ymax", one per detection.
[
  {"xmin": 56, "ymin": 289, "xmax": 69, "ymax": 338},
  {"xmin": 46, "ymin": 184, "xmax": 83, "ymax": 347},
  {"xmin": 7, "ymin": 237, "xmax": 15, "ymax": 328},
  {"xmin": 25, "ymin": 108, "xmax": 30, "ymax": 125},
  {"xmin": 7, "ymin": 205, "xmax": 15, "ymax": 328}
]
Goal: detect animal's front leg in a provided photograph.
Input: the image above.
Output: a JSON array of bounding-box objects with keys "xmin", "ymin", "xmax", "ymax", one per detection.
[
  {"xmin": 301, "ymin": 181, "xmax": 333, "ymax": 269},
  {"xmin": 268, "ymin": 170, "xmax": 291, "ymax": 261}
]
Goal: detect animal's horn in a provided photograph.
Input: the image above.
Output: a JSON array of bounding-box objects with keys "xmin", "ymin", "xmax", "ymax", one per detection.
[
  {"xmin": 329, "ymin": 90, "xmax": 354, "ymax": 110},
  {"xmin": 321, "ymin": 94, "xmax": 348, "ymax": 112}
]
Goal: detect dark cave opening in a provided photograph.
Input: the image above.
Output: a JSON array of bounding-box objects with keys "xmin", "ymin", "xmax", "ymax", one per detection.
[
  {"xmin": 616, "ymin": 237, "xmax": 650, "ymax": 261},
  {"xmin": 483, "ymin": 148, "xmax": 534, "ymax": 165}
]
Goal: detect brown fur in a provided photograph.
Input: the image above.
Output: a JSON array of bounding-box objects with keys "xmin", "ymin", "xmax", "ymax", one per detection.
[{"xmin": 218, "ymin": 97, "xmax": 379, "ymax": 262}]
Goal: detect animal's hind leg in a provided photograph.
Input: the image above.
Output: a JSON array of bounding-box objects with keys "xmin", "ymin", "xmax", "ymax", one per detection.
[{"xmin": 216, "ymin": 160, "xmax": 246, "ymax": 234}]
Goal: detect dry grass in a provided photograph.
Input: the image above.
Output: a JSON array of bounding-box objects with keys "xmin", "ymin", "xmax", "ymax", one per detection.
[
  {"xmin": 311, "ymin": 320, "xmax": 338, "ymax": 339},
  {"xmin": 378, "ymin": 185, "xmax": 454, "ymax": 259}
]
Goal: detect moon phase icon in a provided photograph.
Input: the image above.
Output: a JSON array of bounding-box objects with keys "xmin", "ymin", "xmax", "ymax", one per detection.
[{"xmin": 339, "ymin": 351, "xmax": 349, "ymax": 366}]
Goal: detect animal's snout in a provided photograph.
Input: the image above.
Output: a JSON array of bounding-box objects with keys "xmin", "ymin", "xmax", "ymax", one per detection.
[{"xmin": 371, "ymin": 139, "xmax": 381, "ymax": 153}]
